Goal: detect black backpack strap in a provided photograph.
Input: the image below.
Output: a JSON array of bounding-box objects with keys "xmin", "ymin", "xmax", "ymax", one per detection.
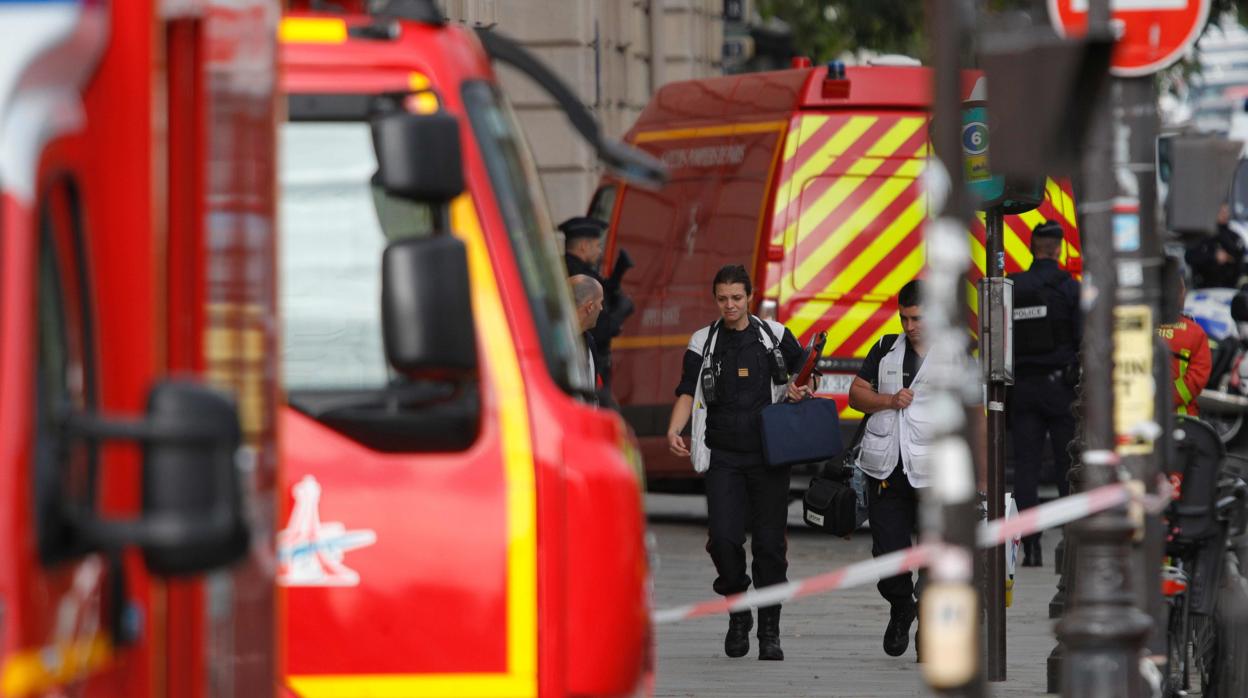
[
  {"xmin": 817, "ymin": 335, "xmax": 895, "ymax": 481},
  {"xmin": 863, "ymin": 333, "xmax": 900, "ymax": 392},
  {"xmin": 849, "ymin": 333, "xmax": 898, "ymax": 446}
]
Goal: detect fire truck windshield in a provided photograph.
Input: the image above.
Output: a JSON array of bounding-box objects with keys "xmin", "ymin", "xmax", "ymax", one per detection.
[
  {"xmin": 279, "ymin": 121, "xmax": 435, "ymax": 391},
  {"xmin": 461, "ymin": 80, "xmax": 593, "ymax": 396}
]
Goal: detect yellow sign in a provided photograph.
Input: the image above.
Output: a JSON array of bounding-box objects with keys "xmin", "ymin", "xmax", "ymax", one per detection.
[
  {"xmin": 965, "ymin": 153, "xmax": 991, "ymax": 183},
  {"xmin": 1114, "ymin": 305, "xmax": 1155, "ymax": 455}
]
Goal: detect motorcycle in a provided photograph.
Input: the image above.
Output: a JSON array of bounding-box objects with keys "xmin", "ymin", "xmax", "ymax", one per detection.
[{"xmin": 1184, "ymin": 287, "xmax": 1248, "ymax": 445}]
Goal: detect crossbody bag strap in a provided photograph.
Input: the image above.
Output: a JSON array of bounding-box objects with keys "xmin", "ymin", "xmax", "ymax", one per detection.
[
  {"xmin": 754, "ymin": 316, "xmax": 781, "ymax": 348},
  {"xmin": 818, "ymin": 417, "xmax": 870, "ymax": 481},
  {"xmin": 700, "ymin": 320, "xmax": 722, "ymax": 358}
]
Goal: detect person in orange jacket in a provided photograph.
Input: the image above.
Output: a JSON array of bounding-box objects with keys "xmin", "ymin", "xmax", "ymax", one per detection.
[{"xmin": 1158, "ymin": 273, "xmax": 1212, "ymax": 416}]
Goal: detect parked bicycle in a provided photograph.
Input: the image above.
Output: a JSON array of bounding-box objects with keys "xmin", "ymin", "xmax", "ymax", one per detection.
[{"xmin": 1163, "ymin": 417, "xmax": 1248, "ymax": 697}]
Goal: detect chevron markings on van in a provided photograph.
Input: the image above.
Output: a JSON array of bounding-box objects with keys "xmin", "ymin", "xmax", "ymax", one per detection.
[{"xmin": 753, "ymin": 111, "xmax": 1083, "ymax": 363}]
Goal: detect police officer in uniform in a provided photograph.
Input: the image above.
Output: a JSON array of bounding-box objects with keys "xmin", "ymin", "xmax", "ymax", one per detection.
[
  {"xmin": 562, "ymin": 216, "xmax": 606, "ymax": 280},
  {"xmin": 1186, "ymin": 204, "xmax": 1247, "ymax": 290},
  {"xmin": 1009, "ymin": 220, "xmax": 1082, "ymax": 567},
  {"xmin": 665, "ymin": 264, "xmax": 812, "ymax": 661},
  {"xmin": 561, "ymin": 216, "xmax": 633, "ymax": 392}
]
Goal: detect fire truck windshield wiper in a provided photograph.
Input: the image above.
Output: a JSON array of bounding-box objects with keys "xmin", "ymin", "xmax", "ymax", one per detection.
[{"xmin": 474, "ymin": 28, "xmax": 668, "ymax": 189}]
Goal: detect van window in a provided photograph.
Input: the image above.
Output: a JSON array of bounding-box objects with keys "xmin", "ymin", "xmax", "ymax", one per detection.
[
  {"xmin": 280, "ymin": 122, "xmax": 435, "ymax": 391},
  {"xmin": 589, "ymin": 185, "xmax": 616, "ymax": 222},
  {"xmin": 461, "ymin": 80, "xmax": 591, "ymax": 395},
  {"xmin": 280, "ymin": 119, "xmax": 479, "ymax": 452}
]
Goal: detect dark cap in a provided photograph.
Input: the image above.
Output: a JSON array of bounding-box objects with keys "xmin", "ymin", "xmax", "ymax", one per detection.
[
  {"xmin": 558, "ymin": 216, "xmax": 607, "ymax": 240},
  {"xmin": 1032, "ymin": 220, "xmax": 1064, "ymax": 241}
]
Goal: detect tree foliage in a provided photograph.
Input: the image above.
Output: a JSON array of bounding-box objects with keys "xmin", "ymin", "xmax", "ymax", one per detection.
[
  {"xmin": 1212, "ymin": 0, "xmax": 1248, "ymax": 27},
  {"xmin": 756, "ymin": 0, "xmax": 925, "ymax": 62}
]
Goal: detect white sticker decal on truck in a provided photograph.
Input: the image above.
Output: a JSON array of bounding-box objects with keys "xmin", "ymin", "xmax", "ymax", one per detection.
[{"xmin": 277, "ymin": 475, "xmax": 377, "ymax": 587}]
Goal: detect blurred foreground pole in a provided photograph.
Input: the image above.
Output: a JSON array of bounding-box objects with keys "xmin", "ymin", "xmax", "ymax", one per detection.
[
  {"xmin": 1055, "ymin": 0, "xmax": 1152, "ymax": 695},
  {"xmin": 1112, "ymin": 75, "xmax": 1168, "ymax": 664},
  {"xmin": 919, "ymin": 1, "xmax": 983, "ymax": 696}
]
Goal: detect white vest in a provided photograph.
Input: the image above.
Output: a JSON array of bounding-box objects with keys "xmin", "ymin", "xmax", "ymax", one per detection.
[
  {"xmin": 857, "ymin": 336, "xmax": 944, "ymax": 488},
  {"xmin": 688, "ymin": 317, "xmax": 789, "ymax": 473}
]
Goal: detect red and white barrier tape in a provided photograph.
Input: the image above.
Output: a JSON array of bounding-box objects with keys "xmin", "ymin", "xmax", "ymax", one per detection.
[
  {"xmin": 653, "ymin": 481, "xmax": 1168, "ymax": 625},
  {"xmin": 652, "ymin": 545, "xmax": 934, "ymax": 625}
]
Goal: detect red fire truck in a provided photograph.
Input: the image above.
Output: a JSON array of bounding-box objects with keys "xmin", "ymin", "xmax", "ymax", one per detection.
[
  {"xmin": 278, "ymin": 3, "xmax": 657, "ymax": 696},
  {"xmin": 594, "ymin": 64, "xmax": 1083, "ymax": 484},
  {"xmin": 0, "ymin": 1, "xmax": 279, "ymax": 696}
]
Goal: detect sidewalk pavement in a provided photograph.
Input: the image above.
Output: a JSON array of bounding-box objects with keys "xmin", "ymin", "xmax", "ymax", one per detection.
[{"xmin": 648, "ymin": 495, "xmax": 1062, "ymax": 697}]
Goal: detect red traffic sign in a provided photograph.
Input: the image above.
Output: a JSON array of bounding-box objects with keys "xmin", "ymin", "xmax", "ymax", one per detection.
[{"xmin": 1048, "ymin": 0, "xmax": 1210, "ymax": 77}]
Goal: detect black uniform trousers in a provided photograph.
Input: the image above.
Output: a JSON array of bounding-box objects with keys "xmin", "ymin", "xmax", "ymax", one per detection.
[
  {"xmin": 867, "ymin": 464, "xmax": 925, "ymax": 608},
  {"xmin": 1010, "ymin": 371, "xmax": 1077, "ymax": 543},
  {"xmin": 704, "ymin": 449, "xmax": 790, "ymax": 605}
]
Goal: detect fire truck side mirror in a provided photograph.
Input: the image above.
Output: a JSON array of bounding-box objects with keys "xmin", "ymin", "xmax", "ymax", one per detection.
[
  {"xmin": 371, "ymin": 110, "xmax": 464, "ymax": 204},
  {"xmin": 65, "ymin": 381, "xmax": 249, "ymax": 576},
  {"xmin": 381, "ymin": 235, "xmax": 477, "ymax": 379}
]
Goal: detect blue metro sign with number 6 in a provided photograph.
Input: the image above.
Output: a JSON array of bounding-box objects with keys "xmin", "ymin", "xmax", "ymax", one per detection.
[
  {"xmin": 963, "ymin": 122, "xmax": 989, "ymax": 156},
  {"xmin": 961, "ymin": 106, "xmax": 1003, "ymax": 204}
]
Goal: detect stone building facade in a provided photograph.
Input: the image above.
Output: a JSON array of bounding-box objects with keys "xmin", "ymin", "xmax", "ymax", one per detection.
[{"xmin": 438, "ymin": 0, "xmax": 726, "ymax": 222}]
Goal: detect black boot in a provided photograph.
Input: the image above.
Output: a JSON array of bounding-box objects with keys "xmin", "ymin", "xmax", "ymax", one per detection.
[
  {"xmin": 724, "ymin": 610, "xmax": 752, "ymax": 658},
  {"xmin": 883, "ymin": 601, "xmax": 916, "ymax": 657},
  {"xmin": 1022, "ymin": 537, "xmax": 1043, "ymax": 567},
  {"xmin": 757, "ymin": 606, "xmax": 784, "ymax": 661}
]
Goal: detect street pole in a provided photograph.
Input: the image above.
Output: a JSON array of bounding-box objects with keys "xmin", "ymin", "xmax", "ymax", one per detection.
[
  {"xmin": 921, "ymin": 1, "xmax": 983, "ymax": 695},
  {"xmin": 984, "ymin": 206, "xmax": 1008, "ymax": 683},
  {"xmin": 1112, "ymin": 75, "xmax": 1168, "ymax": 664},
  {"xmin": 1054, "ymin": 1, "xmax": 1153, "ymax": 695}
]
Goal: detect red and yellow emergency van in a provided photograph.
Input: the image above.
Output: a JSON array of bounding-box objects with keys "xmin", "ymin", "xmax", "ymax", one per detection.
[
  {"xmin": 595, "ymin": 63, "xmax": 1083, "ymax": 482},
  {"xmin": 277, "ymin": 4, "xmax": 652, "ymax": 697},
  {"xmin": 0, "ymin": 0, "xmax": 280, "ymax": 696}
]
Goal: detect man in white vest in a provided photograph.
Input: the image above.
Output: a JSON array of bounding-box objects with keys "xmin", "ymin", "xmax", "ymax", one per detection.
[
  {"xmin": 848, "ymin": 279, "xmax": 936, "ymax": 660},
  {"xmin": 665, "ymin": 264, "xmax": 812, "ymax": 661}
]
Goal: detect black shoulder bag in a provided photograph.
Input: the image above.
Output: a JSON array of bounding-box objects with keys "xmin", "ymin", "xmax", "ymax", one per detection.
[
  {"xmin": 802, "ymin": 418, "xmax": 867, "ymax": 536},
  {"xmin": 802, "ymin": 334, "xmax": 897, "ymax": 536}
]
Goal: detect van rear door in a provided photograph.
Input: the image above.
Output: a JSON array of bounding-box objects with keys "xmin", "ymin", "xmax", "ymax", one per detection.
[
  {"xmin": 606, "ymin": 123, "xmax": 786, "ymax": 477},
  {"xmin": 774, "ymin": 112, "xmax": 929, "ymax": 406}
]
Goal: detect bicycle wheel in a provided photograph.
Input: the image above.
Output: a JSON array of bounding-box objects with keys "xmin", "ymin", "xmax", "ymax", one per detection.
[
  {"xmin": 1164, "ymin": 595, "xmax": 1187, "ymax": 697},
  {"xmin": 1192, "ymin": 613, "xmax": 1219, "ymax": 696},
  {"xmin": 1206, "ymin": 410, "xmax": 1245, "ymax": 446}
]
